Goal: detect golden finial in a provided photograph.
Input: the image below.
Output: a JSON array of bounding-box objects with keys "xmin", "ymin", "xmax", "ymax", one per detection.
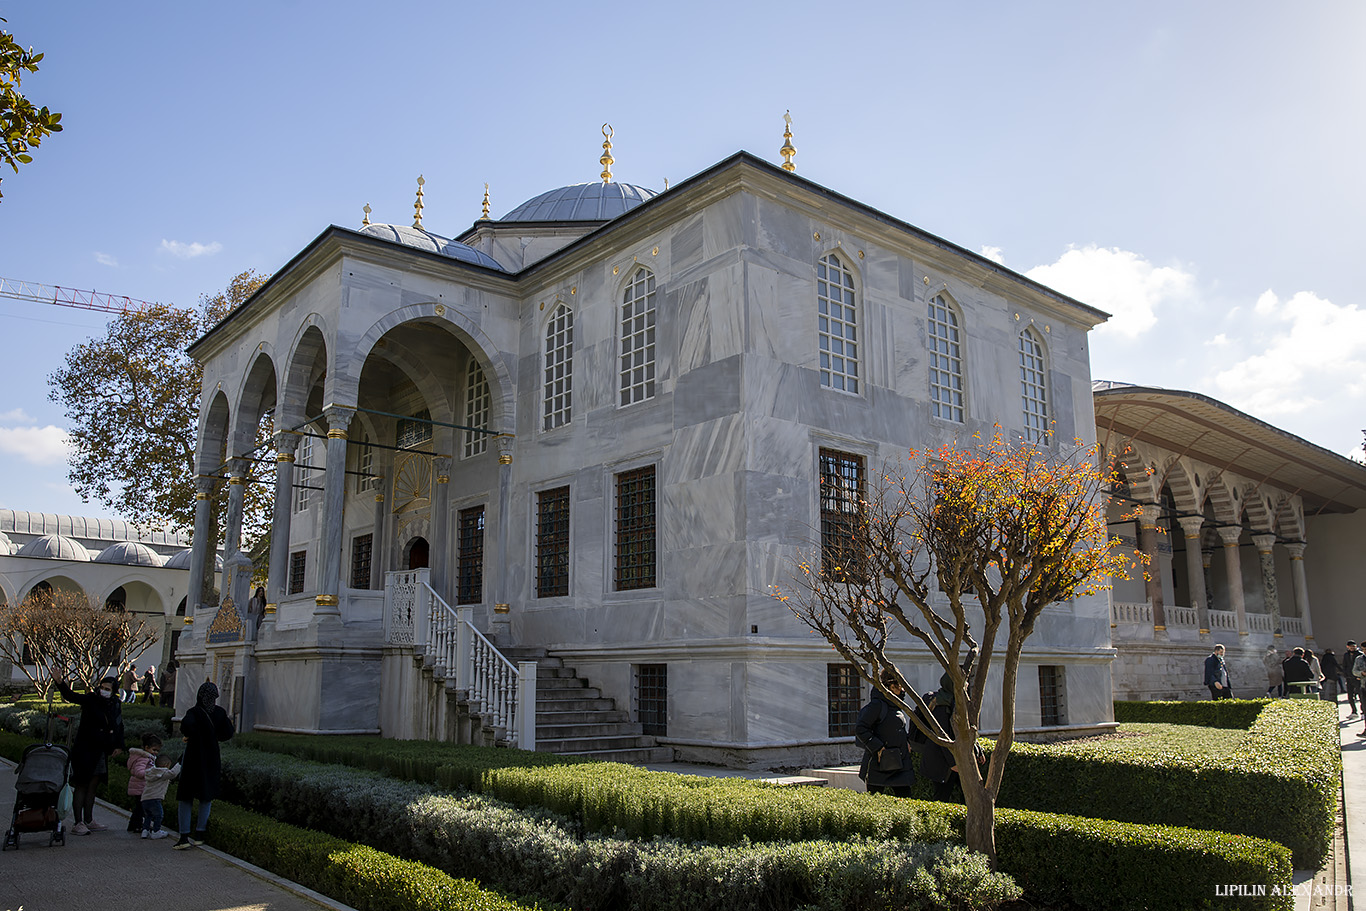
[
  {"xmin": 362, "ymin": 203, "xmax": 372, "ymax": 226},
  {"xmin": 480, "ymin": 182, "xmax": 490, "ymax": 220},
  {"xmin": 780, "ymin": 111, "xmax": 796, "ymax": 172},
  {"xmin": 413, "ymin": 174, "xmax": 426, "ymax": 229},
  {"xmin": 663, "ymin": 178, "xmax": 669, "ymax": 190},
  {"xmin": 600, "ymin": 124, "xmax": 615, "ymax": 184}
]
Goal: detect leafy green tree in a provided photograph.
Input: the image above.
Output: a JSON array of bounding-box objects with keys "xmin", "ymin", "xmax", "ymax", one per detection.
[
  {"xmin": 48, "ymin": 271, "xmax": 271, "ymax": 543},
  {"xmin": 1, "ymin": 18, "xmax": 62, "ymax": 201},
  {"xmin": 778, "ymin": 433, "xmax": 1131, "ymax": 868}
]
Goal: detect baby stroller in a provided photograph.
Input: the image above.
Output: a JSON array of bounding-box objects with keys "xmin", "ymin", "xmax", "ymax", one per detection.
[{"xmin": 3, "ymin": 741, "xmax": 71, "ymax": 849}]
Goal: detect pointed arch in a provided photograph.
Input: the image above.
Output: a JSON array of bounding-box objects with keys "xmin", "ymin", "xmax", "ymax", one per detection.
[
  {"xmin": 197, "ymin": 389, "xmax": 232, "ymax": 476},
  {"xmin": 279, "ymin": 320, "xmax": 331, "ymax": 433}
]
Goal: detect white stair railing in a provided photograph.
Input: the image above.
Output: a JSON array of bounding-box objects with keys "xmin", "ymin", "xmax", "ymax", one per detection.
[{"xmin": 420, "ymin": 582, "xmax": 536, "ymax": 751}]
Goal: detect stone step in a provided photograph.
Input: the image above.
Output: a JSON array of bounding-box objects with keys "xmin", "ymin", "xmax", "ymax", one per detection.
[
  {"xmin": 536, "ymin": 666, "xmax": 578, "ymax": 680},
  {"xmin": 535, "ymin": 695, "xmax": 613, "ymax": 712},
  {"xmin": 537, "ymin": 720, "xmax": 646, "ymax": 740},
  {"xmin": 555, "ymin": 746, "xmax": 674, "ymax": 764},
  {"xmin": 535, "ymin": 709, "xmax": 631, "ymax": 725},
  {"xmin": 536, "ymin": 674, "xmax": 591, "ymax": 690},
  {"xmin": 538, "ymin": 734, "xmax": 654, "ymax": 753}
]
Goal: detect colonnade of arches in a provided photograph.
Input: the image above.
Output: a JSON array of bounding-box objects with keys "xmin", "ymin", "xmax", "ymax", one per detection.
[
  {"xmin": 1106, "ymin": 442, "xmax": 1314, "ymax": 640},
  {"xmin": 187, "ymin": 302, "xmax": 516, "ymax": 621}
]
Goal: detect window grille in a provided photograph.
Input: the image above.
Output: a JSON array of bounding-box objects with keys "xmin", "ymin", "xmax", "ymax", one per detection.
[
  {"xmin": 397, "ymin": 409, "xmax": 433, "ymax": 449},
  {"xmin": 614, "ymin": 466, "xmax": 656, "ymax": 591},
  {"xmin": 817, "ymin": 253, "xmax": 859, "ymax": 393},
  {"xmin": 536, "ymin": 486, "xmax": 570, "ymax": 597},
  {"xmin": 350, "ymin": 534, "xmax": 373, "ymax": 590},
  {"xmin": 928, "ymin": 295, "xmax": 964, "ymax": 423},
  {"xmin": 544, "ymin": 305, "xmax": 574, "ymax": 430},
  {"xmin": 457, "ymin": 505, "xmax": 485, "ymax": 604},
  {"xmin": 289, "ymin": 550, "xmax": 307, "ymax": 594},
  {"xmin": 637, "ymin": 664, "xmax": 667, "ymax": 735},
  {"xmin": 819, "ymin": 449, "xmax": 866, "ymax": 581},
  {"xmin": 1039, "ymin": 665, "xmax": 1066, "ymax": 726},
  {"xmin": 293, "ymin": 434, "xmax": 314, "ymax": 513},
  {"xmin": 464, "ymin": 360, "xmax": 490, "ymax": 458},
  {"xmin": 827, "ymin": 664, "xmax": 862, "ymax": 737},
  {"xmin": 1019, "ymin": 330, "xmax": 1050, "ymax": 444},
  {"xmin": 620, "ymin": 268, "xmax": 657, "ymax": 406}
]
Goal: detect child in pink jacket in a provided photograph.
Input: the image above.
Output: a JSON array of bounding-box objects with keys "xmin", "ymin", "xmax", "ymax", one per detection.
[{"xmin": 125, "ymin": 733, "xmax": 162, "ymax": 833}]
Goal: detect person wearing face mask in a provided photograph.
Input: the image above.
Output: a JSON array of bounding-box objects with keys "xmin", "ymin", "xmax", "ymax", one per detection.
[
  {"xmin": 55, "ymin": 673, "xmax": 126, "ymax": 836},
  {"xmin": 173, "ymin": 681, "xmax": 235, "ymax": 849}
]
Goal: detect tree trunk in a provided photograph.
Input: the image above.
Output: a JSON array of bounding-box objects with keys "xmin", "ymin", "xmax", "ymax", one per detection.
[{"xmin": 960, "ymin": 769, "xmax": 999, "ymax": 869}]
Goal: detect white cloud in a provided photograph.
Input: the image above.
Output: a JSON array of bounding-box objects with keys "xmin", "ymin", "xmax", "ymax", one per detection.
[
  {"xmin": 94, "ymin": 252, "xmax": 119, "ymax": 267},
  {"xmin": 0, "ymin": 425, "xmax": 71, "ymax": 464},
  {"xmin": 159, "ymin": 239, "xmax": 223, "ymax": 259},
  {"xmin": 0, "ymin": 408, "xmax": 32, "ymax": 423},
  {"xmin": 979, "ymin": 245, "xmax": 1006, "ymax": 265},
  {"xmin": 1026, "ymin": 245, "xmax": 1194, "ymax": 338},
  {"xmin": 1208, "ymin": 289, "xmax": 1366, "ymax": 419}
]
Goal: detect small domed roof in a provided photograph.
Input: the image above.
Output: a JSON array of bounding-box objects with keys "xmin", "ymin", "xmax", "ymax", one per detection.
[
  {"xmin": 0, "ymin": 531, "xmax": 14, "ymax": 556},
  {"xmin": 94, "ymin": 541, "xmax": 166, "ymax": 567},
  {"xmin": 358, "ymin": 223, "xmax": 505, "ymax": 270},
  {"xmin": 164, "ymin": 548, "xmax": 222, "ymax": 571},
  {"xmin": 502, "ymin": 182, "xmax": 657, "ymax": 222},
  {"xmin": 16, "ymin": 534, "xmax": 90, "ymax": 561}
]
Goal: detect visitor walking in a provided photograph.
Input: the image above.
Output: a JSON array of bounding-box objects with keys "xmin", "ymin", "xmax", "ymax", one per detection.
[
  {"xmin": 1305, "ymin": 648, "xmax": 1324, "ymax": 695},
  {"xmin": 159, "ymin": 660, "xmax": 177, "ymax": 708},
  {"xmin": 120, "ymin": 663, "xmax": 138, "ymax": 703},
  {"xmin": 55, "ymin": 674, "xmax": 125, "ymax": 835},
  {"xmin": 1345, "ymin": 642, "xmax": 1361, "ymax": 719},
  {"xmin": 855, "ymin": 669, "xmax": 916, "ymax": 797},
  {"xmin": 1321, "ymin": 650, "xmax": 1342, "ymax": 704},
  {"xmin": 174, "ymin": 681, "xmax": 235, "ymax": 849},
  {"xmin": 1204, "ymin": 645, "xmax": 1232, "ymax": 700},
  {"xmin": 139, "ymin": 665, "xmax": 158, "ymax": 704},
  {"xmin": 1263, "ymin": 645, "xmax": 1284, "ymax": 698}
]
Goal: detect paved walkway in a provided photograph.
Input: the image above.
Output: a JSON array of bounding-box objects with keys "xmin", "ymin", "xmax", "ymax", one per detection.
[{"xmin": 0, "ymin": 759, "xmax": 344, "ymax": 911}]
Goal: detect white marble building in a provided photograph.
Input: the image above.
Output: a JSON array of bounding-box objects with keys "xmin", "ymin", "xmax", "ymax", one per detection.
[
  {"xmin": 178, "ymin": 141, "xmax": 1118, "ymax": 765},
  {"xmin": 0, "ymin": 509, "xmax": 207, "ymax": 685}
]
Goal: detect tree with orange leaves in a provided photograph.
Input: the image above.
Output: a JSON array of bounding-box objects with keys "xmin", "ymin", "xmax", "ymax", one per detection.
[{"xmin": 777, "ymin": 432, "xmax": 1131, "ymax": 868}]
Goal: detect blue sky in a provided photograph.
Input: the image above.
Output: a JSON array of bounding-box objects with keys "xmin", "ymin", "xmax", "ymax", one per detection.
[{"xmin": 1, "ymin": 2, "xmax": 1364, "ymax": 523}]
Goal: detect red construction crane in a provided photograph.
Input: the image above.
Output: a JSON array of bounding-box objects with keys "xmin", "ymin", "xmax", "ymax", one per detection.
[{"xmin": 0, "ymin": 275, "xmax": 171, "ymax": 314}]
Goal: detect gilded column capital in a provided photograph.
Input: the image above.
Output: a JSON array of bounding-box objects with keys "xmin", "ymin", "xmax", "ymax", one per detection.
[{"xmin": 1176, "ymin": 515, "xmax": 1205, "ymax": 539}]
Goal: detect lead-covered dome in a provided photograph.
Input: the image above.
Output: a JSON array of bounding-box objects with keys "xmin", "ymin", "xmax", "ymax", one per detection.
[
  {"xmin": 0, "ymin": 531, "xmax": 14, "ymax": 555},
  {"xmin": 358, "ymin": 223, "xmax": 506, "ymax": 271},
  {"xmin": 502, "ymin": 182, "xmax": 657, "ymax": 222},
  {"xmin": 16, "ymin": 534, "xmax": 90, "ymax": 561},
  {"xmin": 94, "ymin": 541, "xmax": 165, "ymax": 567},
  {"xmin": 164, "ymin": 549, "xmax": 223, "ymax": 571}
]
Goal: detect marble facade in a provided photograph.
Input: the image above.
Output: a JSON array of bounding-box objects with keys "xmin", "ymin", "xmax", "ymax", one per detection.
[{"xmin": 179, "ymin": 152, "xmax": 1117, "ymax": 764}]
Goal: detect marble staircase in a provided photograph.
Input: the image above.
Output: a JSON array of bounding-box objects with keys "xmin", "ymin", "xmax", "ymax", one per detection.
[{"xmin": 499, "ymin": 646, "xmax": 672, "ymax": 763}]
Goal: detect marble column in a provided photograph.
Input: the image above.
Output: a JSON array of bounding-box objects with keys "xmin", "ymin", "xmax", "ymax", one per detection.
[
  {"xmin": 1137, "ymin": 505, "xmax": 1168, "ymax": 638},
  {"xmin": 1216, "ymin": 526, "xmax": 1248, "ymax": 636},
  {"xmin": 430, "ymin": 457, "xmax": 453, "ymax": 597},
  {"xmin": 315, "ymin": 406, "xmax": 354, "ymax": 617},
  {"xmin": 266, "ymin": 433, "xmax": 298, "ymax": 614},
  {"xmin": 1284, "ymin": 542, "xmax": 1315, "ymax": 641},
  {"xmin": 186, "ymin": 475, "xmax": 216, "ymax": 625},
  {"xmin": 1177, "ymin": 516, "xmax": 1209, "ymax": 635},
  {"xmin": 494, "ymin": 435, "xmax": 515, "ymax": 626},
  {"xmin": 223, "ymin": 459, "xmax": 247, "ymax": 558},
  {"xmin": 369, "ymin": 486, "xmax": 386, "ymax": 590},
  {"xmin": 1250, "ymin": 534, "xmax": 1283, "ymax": 635}
]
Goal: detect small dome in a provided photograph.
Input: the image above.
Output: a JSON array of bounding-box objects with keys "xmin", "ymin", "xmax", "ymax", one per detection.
[
  {"xmin": 94, "ymin": 542, "xmax": 166, "ymax": 567},
  {"xmin": 164, "ymin": 549, "xmax": 223, "ymax": 571},
  {"xmin": 16, "ymin": 534, "xmax": 90, "ymax": 561},
  {"xmin": 358, "ymin": 223, "xmax": 505, "ymax": 270},
  {"xmin": 502, "ymin": 182, "xmax": 657, "ymax": 222},
  {"xmin": 0, "ymin": 531, "xmax": 14, "ymax": 556}
]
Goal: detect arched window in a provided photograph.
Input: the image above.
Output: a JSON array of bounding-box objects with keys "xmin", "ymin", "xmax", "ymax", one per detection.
[
  {"xmin": 928, "ymin": 294, "xmax": 964, "ymax": 423},
  {"xmin": 464, "ymin": 359, "xmax": 491, "ymax": 457},
  {"xmin": 355, "ymin": 429, "xmax": 376, "ymax": 494},
  {"xmin": 544, "ymin": 304, "xmax": 574, "ymax": 430},
  {"xmin": 294, "ymin": 431, "xmax": 315, "ymax": 512},
  {"xmin": 817, "ymin": 253, "xmax": 859, "ymax": 393},
  {"xmin": 620, "ymin": 267, "xmax": 657, "ymax": 406},
  {"xmin": 1019, "ymin": 328, "xmax": 1050, "ymax": 444}
]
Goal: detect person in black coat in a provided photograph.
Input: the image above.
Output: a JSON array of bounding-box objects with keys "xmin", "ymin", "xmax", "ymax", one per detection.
[
  {"xmin": 173, "ymin": 680, "xmax": 235, "ymax": 849},
  {"xmin": 1282, "ymin": 648, "xmax": 1314, "ymax": 695},
  {"xmin": 854, "ymin": 669, "xmax": 916, "ymax": 797},
  {"xmin": 56, "ymin": 674, "xmax": 125, "ymax": 836}
]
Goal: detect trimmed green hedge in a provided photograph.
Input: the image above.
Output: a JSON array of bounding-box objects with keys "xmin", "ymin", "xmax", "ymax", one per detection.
[
  {"xmin": 1113, "ymin": 698, "xmax": 1270, "ymax": 729},
  {"xmin": 997, "ymin": 699, "xmax": 1338, "ymax": 867},
  {"xmin": 235, "ymin": 733, "xmax": 1294, "ymax": 910},
  {"xmin": 0, "ymin": 731, "xmax": 547, "ymax": 911}
]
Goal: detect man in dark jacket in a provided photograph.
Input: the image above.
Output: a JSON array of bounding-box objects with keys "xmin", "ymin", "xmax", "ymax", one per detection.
[
  {"xmin": 1282, "ymin": 648, "xmax": 1314, "ymax": 696},
  {"xmin": 1344, "ymin": 642, "xmax": 1361, "ymax": 719},
  {"xmin": 1204, "ymin": 645, "xmax": 1232, "ymax": 700},
  {"xmin": 854, "ymin": 670, "xmax": 916, "ymax": 797}
]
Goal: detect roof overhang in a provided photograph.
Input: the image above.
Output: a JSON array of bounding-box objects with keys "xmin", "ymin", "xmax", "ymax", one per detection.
[{"xmin": 1093, "ymin": 383, "xmax": 1366, "ymax": 515}]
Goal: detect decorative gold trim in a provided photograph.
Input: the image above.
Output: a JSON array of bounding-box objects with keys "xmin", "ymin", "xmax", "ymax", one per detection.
[
  {"xmin": 498, "ymin": 453, "xmax": 513, "ymax": 465},
  {"xmin": 328, "ymin": 429, "xmax": 348, "ymax": 440},
  {"xmin": 183, "ymin": 616, "xmax": 194, "ymax": 625},
  {"xmin": 362, "ymin": 203, "xmax": 371, "ymax": 226},
  {"xmin": 195, "ymin": 493, "xmax": 209, "ymax": 500},
  {"xmin": 228, "ymin": 477, "xmax": 245, "ymax": 486},
  {"xmin": 436, "ymin": 475, "xmax": 449, "ymax": 484},
  {"xmin": 813, "ymin": 231, "xmax": 821, "ymax": 241},
  {"xmin": 315, "ymin": 594, "xmax": 339, "ymax": 607},
  {"xmin": 434, "ymin": 304, "xmax": 446, "ymax": 316},
  {"xmin": 480, "ymin": 183, "xmax": 490, "ymax": 220},
  {"xmin": 600, "ymin": 124, "xmax": 614, "ymax": 184},
  {"xmin": 264, "ymin": 603, "xmax": 277, "ymax": 614},
  {"xmin": 779, "ymin": 110, "xmax": 796, "ymax": 172},
  {"xmin": 276, "ymin": 453, "xmax": 295, "ymax": 463},
  {"xmin": 412, "ymin": 174, "xmax": 425, "ymax": 228},
  {"xmin": 374, "ymin": 494, "xmax": 385, "ymax": 503},
  {"xmin": 1198, "ymin": 628, "xmax": 1210, "ymax": 634},
  {"xmin": 494, "ymin": 603, "xmax": 511, "ymax": 614},
  {"xmin": 651, "ymin": 246, "xmax": 659, "ymax": 256},
  {"xmin": 1153, "ymin": 625, "xmax": 1166, "ymax": 631},
  {"xmin": 1238, "ymin": 630, "xmax": 1249, "ymax": 636}
]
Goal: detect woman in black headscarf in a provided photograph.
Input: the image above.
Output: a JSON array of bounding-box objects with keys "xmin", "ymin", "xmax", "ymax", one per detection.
[
  {"xmin": 56, "ymin": 673, "xmax": 125, "ymax": 835},
  {"xmin": 173, "ymin": 680, "xmax": 234, "ymax": 849}
]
